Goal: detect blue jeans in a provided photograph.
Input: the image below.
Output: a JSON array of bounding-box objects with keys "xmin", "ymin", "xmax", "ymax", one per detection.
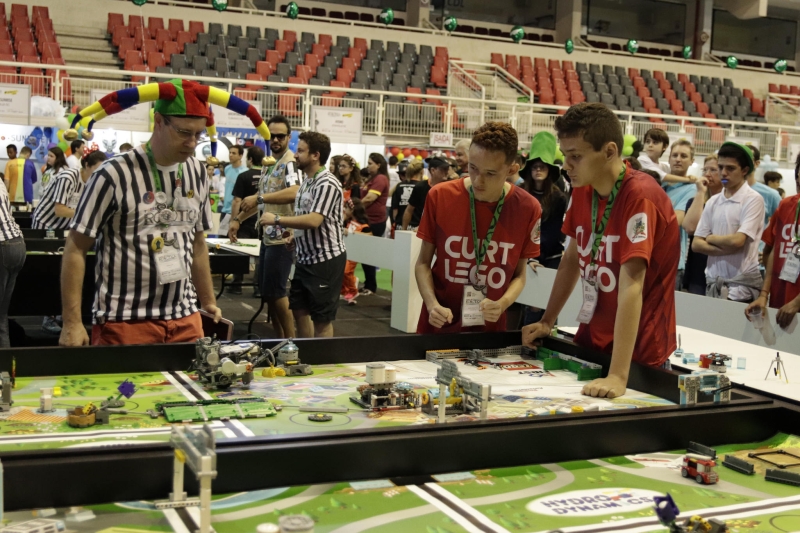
[{"xmin": 0, "ymin": 237, "xmax": 25, "ymax": 347}]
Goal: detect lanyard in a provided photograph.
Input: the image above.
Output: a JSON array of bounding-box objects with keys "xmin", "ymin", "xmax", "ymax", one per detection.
[
  {"xmin": 793, "ymin": 200, "xmax": 800, "ymax": 242},
  {"xmin": 469, "ymin": 184, "xmax": 506, "ymax": 272},
  {"xmin": 146, "ymin": 142, "xmax": 182, "ymax": 194},
  {"xmin": 589, "ymin": 165, "xmax": 626, "ymax": 265}
]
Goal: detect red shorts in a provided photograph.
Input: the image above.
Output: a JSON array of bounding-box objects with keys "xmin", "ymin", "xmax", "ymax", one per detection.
[{"xmin": 91, "ymin": 313, "xmax": 203, "ymax": 345}]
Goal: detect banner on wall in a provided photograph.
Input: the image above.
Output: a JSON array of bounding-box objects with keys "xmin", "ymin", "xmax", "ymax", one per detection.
[
  {"xmin": 90, "ymin": 89, "xmax": 150, "ymax": 130},
  {"xmin": 0, "ymin": 84, "xmax": 31, "ymax": 121},
  {"xmin": 310, "ymin": 106, "xmax": 362, "ymax": 144},
  {"xmin": 0, "ymin": 124, "xmax": 55, "ymax": 164}
]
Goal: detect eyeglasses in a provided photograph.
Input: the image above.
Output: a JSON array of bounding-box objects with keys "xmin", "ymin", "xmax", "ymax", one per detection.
[
  {"xmin": 271, "ymin": 134, "xmax": 288, "ymax": 141},
  {"xmin": 164, "ymin": 117, "xmax": 205, "ymax": 142}
]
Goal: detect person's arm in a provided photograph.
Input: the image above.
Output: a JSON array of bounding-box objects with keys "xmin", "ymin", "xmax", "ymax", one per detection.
[
  {"xmin": 240, "ymin": 185, "xmax": 301, "ymax": 214},
  {"xmin": 392, "ymin": 207, "xmax": 398, "ymax": 221},
  {"xmin": 582, "ymin": 257, "xmax": 647, "ymax": 398},
  {"xmin": 522, "ymin": 238, "xmax": 581, "ymax": 346},
  {"xmin": 260, "ymin": 211, "xmax": 324, "ymax": 230},
  {"xmin": 682, "ymin": 185, "xmax": 708, "ymax": 235},
  {"xmin": 402, "ymin": 205, "xmax": 415, "ymax": 230},
  {"xmin": 662, "ymin": 173, "xmax": 697, "ymax": 185},
  {"xmin": 746, "ymin": 244, "xmax": 774, "ymax": 320},
  {"xmin": 191, "ymin": 231, "xmax": 221, "ymax": 322},
  {"xmin": 59, "ymin": 231, "xmax": 95, "ymax": 346},
  {"xmin": 415, "ymin": 239, "xmax": 452, "ymax": 328},
  {"xmin": 231, "ymin": 197, "xmax": 242, "ymax": 220},
  {"xmin": 361, "ymin": 191, "xmax": 379, "ymax": 208},
  {"xmin": 54, "ymin": 204, "xmax": 75, "ymax": 219},
  {"xmin": 691, "ymin": 236, "xmax": 726, "ymax": 256},
  {"xmin": 705, "ymin": 232, "xmax": 747, "ymax": 253},
  {"xmin": 480, "ymin": 258, "xmax": 526, "ymax": 323}
]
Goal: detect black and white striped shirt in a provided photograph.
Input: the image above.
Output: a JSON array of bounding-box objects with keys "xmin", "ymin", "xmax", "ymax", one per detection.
[
  {"xmin": 0, "ymin": 181, "xmax": 21, "ymax": 241},
  {"xmin": 71, "ymin": 145, "xmax": 213, "ymax": 323},
  {"xmin": 32, "ymin": 168, "xmax": 84, "ymax": 230},
  {"xmin": 294, "ymin": 168, "xmax": 345, "ymax": 265}
]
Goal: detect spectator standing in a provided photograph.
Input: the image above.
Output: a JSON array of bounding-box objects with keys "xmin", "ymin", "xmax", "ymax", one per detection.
[
  {"xmin": 228, "ymin": 146, "xmax": 265, "ymax": 298},
  {"xmin": 454, "ymin": 139, "xmax": 470, "ymax": 177},
  {"xmin": 337, "ymin": 155, "xmax": 361, "ymax": 201},
  {"xmin": 665, "ymin": 140, "xmax": 698, "ymax": 290},
  {"xmin": 66, "ymin": 140, "xmax": 84, "ymax": 170},
  {"xmin": 692, "ymin": 143, "xmax": 765, "ymax": 302},
  {"xmin": 260, "ymin": 131, "xmax": 345, "ymax": 338},
  {"xmin": 746, "ymin": 161, "xmax": 800, "ymax": 329},
  {"xmin": 745, "ymin": 145, "xmax": 780, "ymax": 226},
  {"xmin": 681, "ymin": 154, "xmax": 723, "ymax": 295},
  {"xmin": 764, "ymin": 171, "xmax": 782, "ymax": 191},
  {"xmin": 340, "ymin": 197, "xmax": 372, "ymax": 305},
  {"xmin": 329, "ymin": 155, "xmax": 342, "ymax": 178},
  {"xmin": 392, "ymin": 159, "xmax": 421, "ymax": 232},
  {"xmin": 40, "ymin": 146, "xmax": 69, "ymax": 193},
  {"xmin": 415, "ymin": 122, "xmax": 542, "ymax": 334},
  {"xmin": 0, "ymin": 174, "xmax": 24, "ymax": 347},
  {"xmin": 637, "ymin": 129, "xmax": 696, "ymax": 188},
  {"xmin": 5, "ymin": 146, "xmax": 37, "ymax": 204},
  {"xmin": 237, "ymin": 116, "xmax": 302, "ymax": 338},
  {"xmin": 523, "ymin": 103, "xmax": 680, "ymax": 399},
  {"xmin": 220, "ymin": 145, "xmax": 248, "ymax": 248},
  {"xmin": 359, "ymin": 153, "xmax": 390, "ymax": 295},
  {"xmin": 402, "ymin": 156, "xmax": 450, "ymax": 230}
]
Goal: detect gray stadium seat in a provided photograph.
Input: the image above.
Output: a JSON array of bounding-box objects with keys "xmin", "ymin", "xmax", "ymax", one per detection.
[
  {"xmin": 324, "ymin": 56, "xmax": 339, "ymax": 70},
  {"xmin": 208, "ymin": 23, "xmax": 223, "ymax": 40},
  {"xmin": 246, "ymin": 26, "xmax": 261, "ymax": 46},
  {"xmin": 201, "ymin": 68, "xmax": 217, "ymax": 78},
  {"xmin": 596, "ymin": 83, "xmax": 609, "ymax": 94},
  {"xmin": 265, "ymin": 28, "xmax": 279, "ymax": 43},
  {"xmin": 640, "ymin": 69, "xmax": 651, "ymax": 78},
  {"xmin": 723, "ymin": 78, "xmax": 733, "ymax": 88},
  {"xmin": 336, "ymin": 36, "xmax": 350, "ymax": 49},
  {"xmin": 214, "ymin": 58, "xmax": 230, "ymax": 74},
  {"xmin": 285, "ymin": 52, "xmax": 300, "ymax": 66},
  {"xmin": 690, "ymin": 75, "xmax": 700, "ymax": 85},
  {"xmin": 710, "ymin": 103, "xmax": 722, "ymax": 115},
  {"xmin": 227, "ymin": 46, "xmax": 242, "ymax": 60},
  {"xmin": 361, "ymin": 59, "xmax": 376, "ymax": 72},
  {"xmin": 205, "ymin": 45, "xmax": 220, "ymax": 62},
  {"xmin": 237, "ymin": 37, "xmax": 250, "ymax": 52},
  {"xmin": 276, "ymin": 63, "xmax": 292, "ymax": 78},
  {"xmin": 184, "ymin": 43, "xmax": 199, "ymax": 61},
  {"xmin": 716, "ymin": 95, "xmax": 727, "ymax": 106},
  {"xmin": 624, "ymin": 85, "xmax": 636, "ymax": 97},
  {"xmin": 170, "ymin": 54, "xmax": 187, "ymax": 71},
  {"xmin": 301, "ymin": 32, "xmax": 315, "ymax": 45},
  {"xmin": 196, "ymin": 33, "xmax": 211, "ymax": 51},
  {"xmin": 192, "ymin": 56, "xmax": 209, "ymax": 71},
  {"xmin": 593, "ymin": 73, "xmax": 605, "ymax": 84},
  {"xmin": 684, "ymin": 101, "xmax": 696, "ymax": 113},
  {"xmin": 156, "ymin": 66, "xmax": 173, "ymax": 74},
  {"xmin": 615, "ymin": 66, "xmax": 626, "ymax": 77},
  {"xmin": 317, "ymin": 67, "xmax": 332, "ymax": 82},
  {"xmin": 411, "ymin": 75, "xmax": 425, "ymax": 88},
  {"xmin": 355, "ymin": 70, "xmax": 371, "ymax": 85},
  {"xmin": 582, "ymin": 81, "xmax": 594, "ymax": 94},
  {"xmin": 607, "ymin": 74, "xmax": 619, "ymax": 86},
  {"xmin": 387, "ymin": 41, "xmax": 401, "ymax": 53},
  {"xmin": 736, "ymin": 105, "xmax": 749, "ymax": 117},
  {"xmin": 256, "ymin": 39, "xmax": 269, "ymax": 56},
  {"xmin": 711, "ymin": 77, "xmax": 722, "ymax": 86},
  {"xmin": 246, "ymin": 48, "xmax": 259, "ymax": 69},
  {"xmin": 610, "ymin": 84, "xmax": 622, "ymax": 96},
  {"xmin": 602, "ymin": 65, "xmax": 613, "ymax": 75},
  {"xmin": 235, "ymin": 59, "xmax": 250, "ymax": 77},
  {"xmin": 723, "ymin": 104, "xmax": 735, "ymax": 116},
  {"xmin": 589, "ymin": 64, "xmax": 600, "ymax": 74},
  {"xmin": 228, "ymin": 25, "xmax": 243, "ymax": 41},
  {"xmin": 366, "ymin": 50, "xmax": 381, "ymax": 63},
  {"xmin": 403, "ymin": 43, "xmax": 416, "ymax": 55},
  {"xmin": 600, "ymin": 93, "xmax": 614, "ymax": 105},
  {"xmin": 216, "ymin": 35, "xmax": 231, "ymax": 49},
  {"xmin": 179, "ymin": 68, "xmax": 196, "ymax": 76},
  {"xmin": 586, "ymin": 92, "xmax": 599, "ymax": 103},
  {"xmin": 615, "ymin": 94, "xmax": 629, "ymax": 107},
  {"xmin": 420, "ymin": 45, "xmax": 433, "ymax": 57}
]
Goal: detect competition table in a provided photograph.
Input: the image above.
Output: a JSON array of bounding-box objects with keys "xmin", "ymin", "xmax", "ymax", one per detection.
[
  {"xmin": 206, "ymin": 237, "xmax": 259, "ymax": 298},
  {"xmin": 1, "ymin": 332, "xmax": 798, "ymax": 517}
]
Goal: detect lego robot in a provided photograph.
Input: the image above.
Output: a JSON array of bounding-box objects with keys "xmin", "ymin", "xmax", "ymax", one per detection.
[
  {"xmin": 350, "ymin": 363, "xmax": 419, "ymax": 411},
  {"xmin": 192, "ymin": 338, "xmax": 309, "ymax": 388},
  {"xmin": 654, "ymin": 493, "xmax": 728, "ymax": 532},
  {"xmin": 0, "ymin": 372, "xmax": 12, "ymax": 412},
  {"xmin": 678, "ymin": 370, "xmax": 731, "ymax": 405}
]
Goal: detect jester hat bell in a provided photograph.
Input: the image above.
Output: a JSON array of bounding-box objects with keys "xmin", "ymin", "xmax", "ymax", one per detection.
[{"xmin": 63, "ymin": 79, "xmax": 272, "ymax": 165}]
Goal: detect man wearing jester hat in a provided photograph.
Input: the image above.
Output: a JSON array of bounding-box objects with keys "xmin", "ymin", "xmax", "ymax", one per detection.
[{"xmin": 59, "ymin": 79, "xmax": 272, "ymax": 345}]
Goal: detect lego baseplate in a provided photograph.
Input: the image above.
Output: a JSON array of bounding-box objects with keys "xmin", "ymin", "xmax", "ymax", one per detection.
[
  {"xmin": 535, "ymin": 347, "xmax": 602, "ymax": 381},
  {"xmin": 156, "ymin": 398, "xmax": 278, "ymax": 423}
]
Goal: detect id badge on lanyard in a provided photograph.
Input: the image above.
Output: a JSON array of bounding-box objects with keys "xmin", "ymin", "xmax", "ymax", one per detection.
[
  {"xmin": 152, "ymin": 237, "xmax": 189, "ymax": 285},
  {"xmin": 461, "ymin": 284, "xmax": 486, "ymax": 327},
  {"xmin": 577, "ymin": 276, "xmax": 599, "ymax": 324},
  {"xmin": 779, "ymin": 244, "xmax": 800, "ymax": 283},
  {"xmin": 68, "ymin": 192, "xmax": 81, "ymax": 209}
]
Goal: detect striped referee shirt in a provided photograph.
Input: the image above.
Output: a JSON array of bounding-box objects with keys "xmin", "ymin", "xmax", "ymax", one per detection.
[
  {"xmin": 0, "ymin": 181, "xmax": 21, "ymax": 241},
  {"xmin": 32, "ymin": 168, "xmax": 84, "ymax": 230},
  {"xmin": 294, "ymin": 168, "xmax": 345, "ymax": 265},
  {"xmin": 71, "ymin": 145, "xmax": 213, "ymax": 323}
]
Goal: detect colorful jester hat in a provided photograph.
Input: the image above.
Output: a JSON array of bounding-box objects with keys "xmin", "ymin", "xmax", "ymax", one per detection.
[{"xmin": 63, "ymin": 79, "xmax": 272, "ymax": 165}]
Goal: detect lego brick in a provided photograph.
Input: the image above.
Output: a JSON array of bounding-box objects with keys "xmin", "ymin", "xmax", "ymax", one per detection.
[
  {"xmin": 721, "ymin": 455, "xmax": 755, "ymax": 475},
  {"xmin": 765, "ymin": 468, "xmax": 800, "ymax": 486}
]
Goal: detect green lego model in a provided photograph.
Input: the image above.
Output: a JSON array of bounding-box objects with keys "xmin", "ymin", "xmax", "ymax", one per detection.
[{"xmin": 535, "ymin": 348, "xmax": 603, "ymax": 381}]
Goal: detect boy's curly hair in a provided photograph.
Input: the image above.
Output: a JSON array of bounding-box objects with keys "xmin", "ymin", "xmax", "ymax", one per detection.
[{"xmin": 471, "ymin": 122, "xmax": 519, "ymax": 164}]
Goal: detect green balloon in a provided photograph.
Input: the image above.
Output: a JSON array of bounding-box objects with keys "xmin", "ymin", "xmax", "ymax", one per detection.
[
  {"xmin": 565, "ymin": 39, "xmax": 574, "ymax": 54},
  {"xmin": 285, "ymin": 1, "xmax": 299, "ymax": 19},
  {"xmin": 211, "ymin": 0, "xmax": 227, "ymax": 11},
  {"xmin": 682, "ymin": 45, "xmax": 692, "ymax": 60},
  {"xmin": 131, "ymin": 0, "xmax": 146, "ymax": 5},
  {"xmin": 623, "ymin": 134, "xmax": 637, "ymax": 147},
  {"xmin": 510, "ymin": 26, "xmax": 525, "ymax": 43},
  {"xmin": 444, "ymin": 16, "xmax": 458, "ymax": 33},
  {"xmin": 774, "ymin": 59, "xmax": 788, "ymax": 73},
  {"xmin": 379, "ymin": 8, "xmax": 394, "ymax": 25},
  {"xmin": 622, "ymin": 145, "xmax": 633, "ymax": 157},
  {"xmin": 726, "ymin": 56, "xmax": 738, "ymax": 69},
  {"xmin": 626, "ymin": 39, "xmax": 639, "ymax": 55},
  {"xmin": 58, "ymin": 140, "xmax": 68, "ymax": 152}
]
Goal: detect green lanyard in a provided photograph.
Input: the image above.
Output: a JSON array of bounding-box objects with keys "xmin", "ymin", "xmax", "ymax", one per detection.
[
  {"xmin": 793, "ymin": 200, "xmax": 800, "ymax": 242},
  {"xmin": 469, "ymin": 184, "xmax": 506, "ymax": 273},
  {"xmin": 589, "ymin": 165, "xmax": 626, "ymax": 266},
  {"xmin": 145, "ymin": 142, "xmax": 183, "ymax": 194}
]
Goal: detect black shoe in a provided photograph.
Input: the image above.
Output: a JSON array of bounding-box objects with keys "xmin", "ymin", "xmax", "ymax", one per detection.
[
  {"xmin": 253, "ymin": 290, "xmax": 261, "ymax": 299},
  {"xmin": 228, "ymin": 286, "xmax": 242, "ymax": 295}
]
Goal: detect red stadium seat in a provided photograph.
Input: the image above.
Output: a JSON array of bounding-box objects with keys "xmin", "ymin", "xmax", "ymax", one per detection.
[
  {"xmin": 266, "ymin": 50, "xmax": 280, "ymax": 67},
  {"xmin": 11, "ymin": 4, "xmax": 27, "ymax": 18},
  {"xmin": 305, "ymin": 54, "xmax": 320, "ymax": 69},
  {"xmin": 189, "ymin": 21, "xmax": 204, "ymax": 40},
  {"xmin": 431, "ymin": 66, "xmax": 446, "ymax": 88},
  {"xmin": 354, "ymin": 38, "xmax": 367, "ymax": 52},
  {"xmin": 256, "ymin": 61, "xmax": 274, "ymax": 77},
  {"xmin": 176, "ymin": 31, "xmax": 192, "ymax": 53},
  {"xmin": 147, "ymin": 51, "xmax": 165, "ymax": 69},
  {"xmin": 0, "ymin": 40, "xmax": 12, "ymax": 54},
  {"xmin": 20, "ymin": 68, "xmax": 46, "ymax": 96},
  {"xmin": 283, "ymin": 30, "xmax": 297, "ymax": 46},
  {"xmin": 319, "ymin": 34, "xmax": 333, "ymax": 48},
  {"xmin": 17, "ymin": 41, "xmax": 37, "ymax": 57},
  {"xmin": 155, "ymin": 28, "xmax": 171, "ymax": 51},
  {"xmin": 0, "ymin": 53, "xmax": 14, "ymax": 62},
  {"xmin": 112, "ymin": 25, "xmax": 130, "ymax": 47},
  {"xmin": 168, "ymin": 19, "xmax": 184, "ymax": 40},
  {"xmin": 768, "ymin": 83, "xmax": 779, "ymax": 93},
  {"xmin": 244, "ymin": 72, "xmax": 265, "ymax": 91},
  {"xmin": 108, "ymin": 13, "xmax": 124, "ymax": 34},
  {"xmin": 278, "ymin": 91, "xmax": 302, "ymax": 116},
  {"xmin": 141, "ymin": 40, "xmax": 158, "ymax": 56},
  {"xmin": 118, "ymin": 37, "xmax": 135, "ymax": 60},
  {"xmin": 131, "ymin": 64, "xmax": 150, "ymax": 83},
  {"xmin": 0, "ymin": 66, "xmax": 17, "ymax": 84},
  {"xmin": 274, "ymin": 40, "xmax": 289, "ymax": 62},
  {"xmin": 148, "ymin": 17, "xmax": 164, "ymax": 35},
  {"xmin": 129, "ymin": 15, "xmax": 145, "ymax": 30},
  {"xmin": 124, "ymin": 50, "xmax": 143, "ymax": 70}
]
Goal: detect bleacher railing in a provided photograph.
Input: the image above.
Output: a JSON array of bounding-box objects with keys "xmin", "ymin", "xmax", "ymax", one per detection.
[
  {"xmin": 8, "ymin": 60, "xmax": 797, "ymax": 159},
  {"xmin": 450, "ymin": 60, "xmax": 534, "ymax": 103},
  {"xmin": 766, "ymin": 93, "xmax": 800, "ymax": 128}
]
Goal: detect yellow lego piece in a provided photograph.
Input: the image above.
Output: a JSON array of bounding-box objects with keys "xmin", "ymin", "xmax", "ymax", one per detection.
[
  {"xmin": 53, "ymin": 387, "xmax": 62, "ymax": 397},
  {"xmin": 175, "ymin": 449, "xmax": 186, "ymax": 463},
  {"xmin": 571, "ymin": 406, "xmax": 584, "ymax": 413},
  {"xmin": 83, "ymin": 402, "xmax": 95, "ymax": 413},
  {"xmin": 262, "ymin": 367, "xmax": 286, "ymax": 378}
]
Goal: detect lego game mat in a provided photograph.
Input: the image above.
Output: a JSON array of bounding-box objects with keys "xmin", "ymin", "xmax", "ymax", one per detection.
[
  {"xmin": 3, "ymin": 433, "xmax": 798, "ymax": 533},
  {"xmin": 0, "ymin": 353, "xmax": 674, "ymax": 452}
]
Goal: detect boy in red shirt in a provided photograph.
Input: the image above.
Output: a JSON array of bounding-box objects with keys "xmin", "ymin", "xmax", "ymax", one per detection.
[
  {"xmin": 415, "ymin": 122, "xmax": 542, "ymax": 333},
  {"xmin": 523, "ymin": 103, "xmax": 679, "ymax": 399},
  {"xmin": 745, "ymin": 169, "xmax": 800, "ymax": 329}
]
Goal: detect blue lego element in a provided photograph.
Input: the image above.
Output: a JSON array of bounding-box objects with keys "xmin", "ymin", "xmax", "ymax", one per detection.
[
  {"xmin": 117, "ymin": 380, "xmax": 137, "ymax": 399},
  {"xmin": 654, "ymin": 493, "xmax": 679, "ymax": 526},
  {"xmin": 682, "ymin": 353, "xmax": 699, "ymax": 364}
]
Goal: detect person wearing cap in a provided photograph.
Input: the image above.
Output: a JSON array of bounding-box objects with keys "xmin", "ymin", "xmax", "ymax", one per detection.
[
  {"xmin": 402, "ymin": 156, "xmax": 450, "ymax": 231},
  {"xmin": 523, "ymin": 103, "xmax": 679, "ymax": 399},
  {"xmin": 415, "ymin": 122, "xmax": 542, "ymax": 334},
  {"xmin": 692, "ymin": 142, "xmax": 765, "ymax": 302},
  {"xmin": 745, "ymin": 161, "xmax": 800, "ymax": 329},
  {"xmin": 59, "ymin": 79, "xmax": 226, "ymax": 346}
]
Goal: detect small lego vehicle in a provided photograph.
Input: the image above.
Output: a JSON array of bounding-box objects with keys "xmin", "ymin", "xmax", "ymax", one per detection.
[{"xmin": 681, "ymin": 453, "xmax": 719, "ymax": 485}]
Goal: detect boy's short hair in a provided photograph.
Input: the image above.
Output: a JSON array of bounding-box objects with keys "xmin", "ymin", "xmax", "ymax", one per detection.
[
  {"xmin": 746, "ymin": 144, "xmax": 760, "ymax": 162},
  {"xmin": 644, "ymin": 128, "xmax": 670, "ymax": 155},
  {"xmin": 717, "ymin": 143, "xmax": 753, "ymax": 176},
  {"xmin": 19, "ymin": 146, "xmax": 32, "ymax": 156},
  {"xmin": 625, "ymin": 156, "xmax": 642, "ymax": 170},
  {"xmin": 641, "ymin": 169, "xmax": 662, "ymax": 184},
  {"xmin": 763, "ymin": 171, "xmax": 782, "ymax": 185},
  {"xmin": 298, "ymin": 131, "xmax": 332, "ymax": 165},
  {"xmin": 247, "ymin": 146, "xmax": 265, "ymax": 165},
  {"xmin": 554, "ymin": 103, "xmax": 624, "ymax": 155},
  {"xmin": 470, "ymin": 122, "xmax": 519, "ymax": 164},
  {"xmin": 670, "ymin": 139, "xmax": 695, "ymax": 159}
]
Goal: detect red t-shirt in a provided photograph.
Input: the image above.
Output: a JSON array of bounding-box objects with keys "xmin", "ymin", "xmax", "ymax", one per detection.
[
  {"xmin": 416, "ymin": 180, "xmax": 542, "ymax": 334},
  {"xmin": 361, "ymin": 174, "xmax": 389, "ymax": 224},
  {"xmin": 562, "ymin": 167, "xmax": 679, "ymax": 367},
  {"xmin": 762, "ymin": 194, "xmax": 800, "ymax": 308}
]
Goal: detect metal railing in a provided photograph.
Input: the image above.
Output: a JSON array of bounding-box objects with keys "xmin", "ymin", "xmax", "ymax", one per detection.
[
  {"xmin": 8, "ymin": 59, "xmax": 800, "ymax": 158},
  {"xmin": 766, "ymin": 93, "xmax": 800, "ymax": 127},
  {"xmin": 450, "ymin": 60, "xmax": 533, "ymax": 103}
]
